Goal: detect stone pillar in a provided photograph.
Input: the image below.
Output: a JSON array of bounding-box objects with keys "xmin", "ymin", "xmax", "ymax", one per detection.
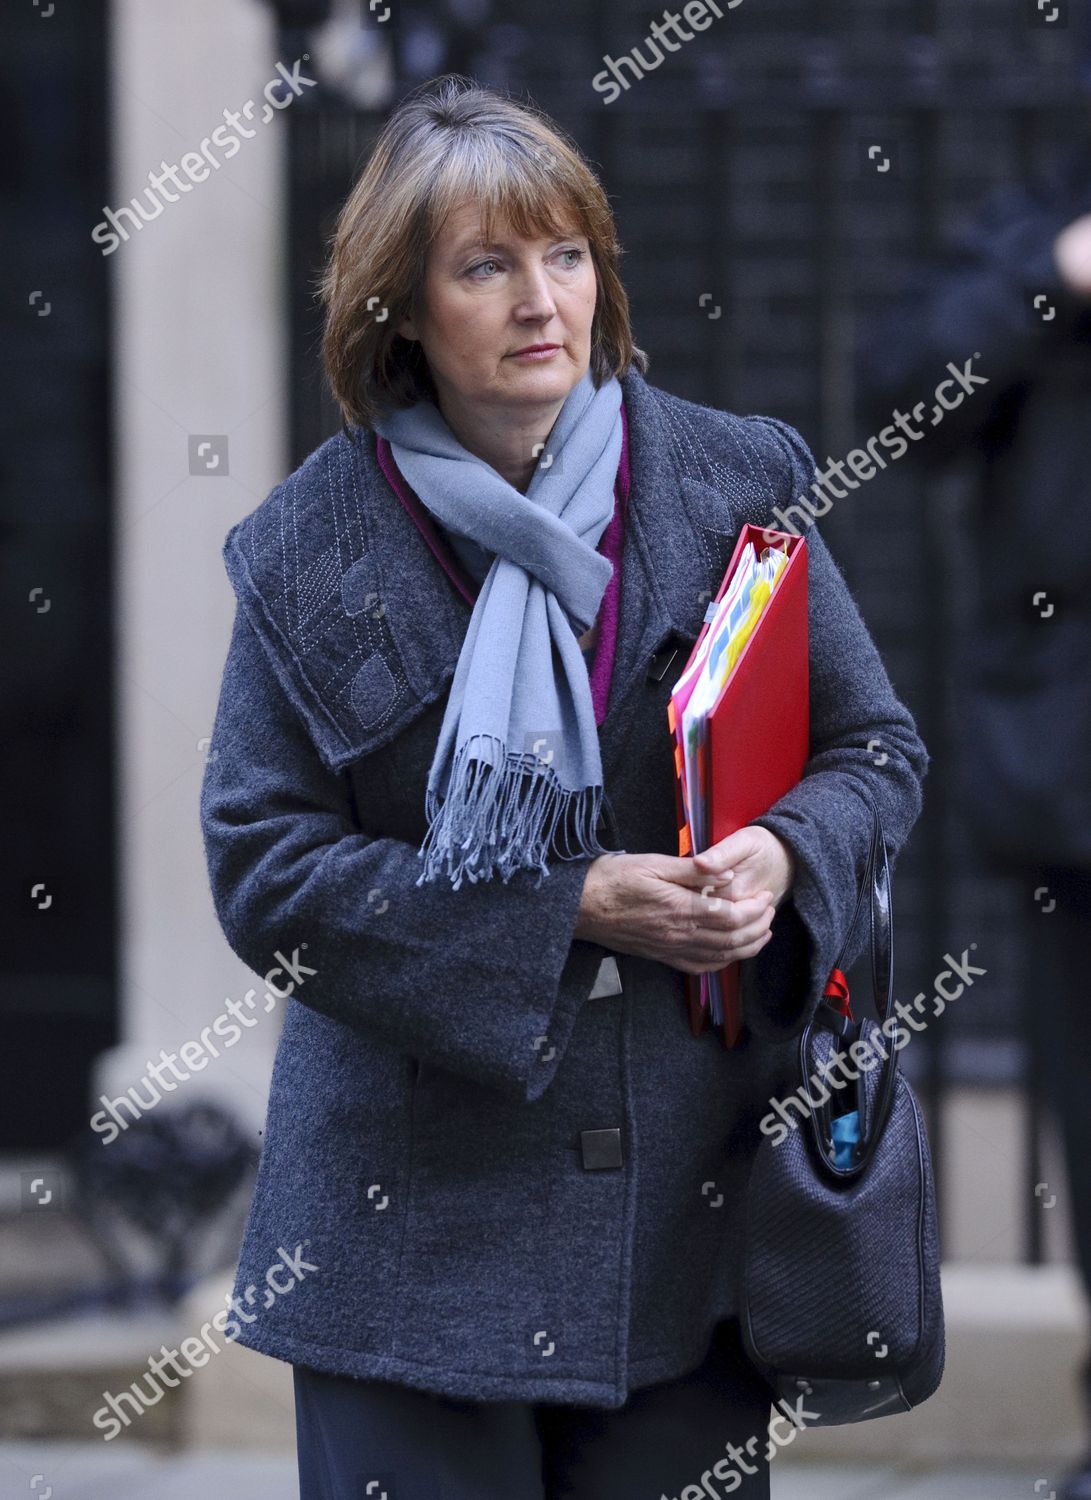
[{"xmin": 95, "ymin": 0, "xmax": 290, "ymax": 1135}]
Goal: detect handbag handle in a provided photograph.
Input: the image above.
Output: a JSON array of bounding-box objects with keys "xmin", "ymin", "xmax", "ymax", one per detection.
[
  {"xmin": 832, "ymin": 795, "xmax": 893, "ymax": 1023},
  {"xmin": 802, "ymin": 796, "xmax": 900, "ymax": 1179}
]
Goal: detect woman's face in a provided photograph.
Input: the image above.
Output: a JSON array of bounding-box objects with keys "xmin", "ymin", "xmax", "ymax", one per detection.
[{"xmin": 398, "ymin": 199, "xmax": 597, "ymax": 419}]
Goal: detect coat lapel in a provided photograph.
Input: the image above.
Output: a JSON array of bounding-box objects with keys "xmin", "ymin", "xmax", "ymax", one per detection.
[
  {"xmin": 595, "ymin": 369, "xmax": 742, "ymax": 776},
  {"xmin": 602, "ymin": 367, "xmax": 683, "ymax": 728}
]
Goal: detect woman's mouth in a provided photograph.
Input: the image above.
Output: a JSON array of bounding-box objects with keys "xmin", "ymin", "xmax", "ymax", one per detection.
[{"xmin": 509, "ymin": 344, "xmax": 562, "ymax": 361}]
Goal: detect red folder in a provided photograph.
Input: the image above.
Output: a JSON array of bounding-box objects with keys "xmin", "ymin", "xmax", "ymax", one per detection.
[{"xmin": 665, "ymin": 525, "xmax": 809, "ymax": 1047}]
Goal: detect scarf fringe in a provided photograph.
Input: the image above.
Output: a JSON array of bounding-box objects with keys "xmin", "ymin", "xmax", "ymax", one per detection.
[{"xmin": 414, "ymin": 733, "xmax": 616, "ymax": 891}]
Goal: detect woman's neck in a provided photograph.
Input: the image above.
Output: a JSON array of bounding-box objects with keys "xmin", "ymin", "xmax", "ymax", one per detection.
[{"xmin": 434, "ymin": 392, "xmax": 565, "ymax": 493}]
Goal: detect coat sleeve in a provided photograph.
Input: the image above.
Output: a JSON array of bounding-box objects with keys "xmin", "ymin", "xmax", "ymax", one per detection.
[
  {"xmin": 855, "ymin": 163, "xmax": 1084, "ymax": 465},
  {"xmin": 199, "ymin": 601, "xmax": 604, "ymax": 1104},
  {"xmin": 737, "ymin": 416, "xmax": 930, "ymax": 1041}
]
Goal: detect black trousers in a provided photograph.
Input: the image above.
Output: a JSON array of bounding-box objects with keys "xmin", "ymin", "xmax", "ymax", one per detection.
[{"xmin": 293, "ymin": 1318, "xmax": 777, "ymax": 1499}]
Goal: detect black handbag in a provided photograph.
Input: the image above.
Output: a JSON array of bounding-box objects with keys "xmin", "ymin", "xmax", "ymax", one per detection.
[{"xmin": 739, "ymin": 799, "xmax": 945, "ymax": 1424}]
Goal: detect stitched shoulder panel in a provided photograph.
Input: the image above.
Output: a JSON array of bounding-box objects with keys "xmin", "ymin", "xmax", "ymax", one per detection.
[
  {"xmin": 225, "ymin": 431, "xmax": 366, "ymax": 656},
  {"xmin": 648, "ymin": 383, "xmax": 818, "ymax": 532},
  {"xmin": 742, "ymin": 414, "xmax": 820, "ymax": 497},
  {"xmin": 218, "ymin": 430, "xmax": 440, "ymax": 774}
]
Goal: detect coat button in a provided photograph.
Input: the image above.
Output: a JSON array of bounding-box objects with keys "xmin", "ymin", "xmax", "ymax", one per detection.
[
  {"xmin": 580, "ymin": 1127, "xmax": 623, "ymax": 1170},
  {"xmin": 588, "ymin": 955, "xmax": 623, "ymax": 998}
]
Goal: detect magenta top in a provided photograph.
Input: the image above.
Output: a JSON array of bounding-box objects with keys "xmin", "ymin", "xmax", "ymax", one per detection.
[{"xmin": 374, "ymin": 399, "xmax": 631, "ymax": 727}]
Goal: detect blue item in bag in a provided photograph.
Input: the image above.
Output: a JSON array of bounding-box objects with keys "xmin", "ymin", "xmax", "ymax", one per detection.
[{"xmin": 830, "ymin": 1109, "xmax": 860, "ymax": 1169}]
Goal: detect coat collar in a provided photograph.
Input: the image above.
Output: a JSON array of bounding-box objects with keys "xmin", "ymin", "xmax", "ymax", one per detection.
[{"xmin": 224, "ymin": 366, "xmax": 746, "ymax": 775}]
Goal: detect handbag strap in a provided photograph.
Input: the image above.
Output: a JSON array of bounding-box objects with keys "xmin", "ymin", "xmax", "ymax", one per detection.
[
  {"xmin": 823, "ymin": 796, "xmax": 893, "ymax": 1024},
  {"xmin": 804, "ymin": 796, "xmax": 900, "ymax": 1178}
]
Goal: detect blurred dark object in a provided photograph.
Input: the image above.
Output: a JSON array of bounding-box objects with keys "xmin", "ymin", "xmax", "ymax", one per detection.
[
  {"xmin": 0, "ymin": 1103, "xmax": 258, "ymax": 1331},
  {"xmin": 265, "ymin": 0, "xmax": 332, "ymax": 25},
  {"xmin": 71, "ymin": 1101, "xmax": 259, "ymax": 1303},
  {"xmin": 860, "ymin": 138, "xmax": 1091, "ymax": 871}
]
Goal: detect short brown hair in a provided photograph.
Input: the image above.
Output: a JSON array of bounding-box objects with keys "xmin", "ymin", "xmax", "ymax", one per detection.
[{"xmin": 319, "ymin": 73, "xmax": 649, "ymax": 432}]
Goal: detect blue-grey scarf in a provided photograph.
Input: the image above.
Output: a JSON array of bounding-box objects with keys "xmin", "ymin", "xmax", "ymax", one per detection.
[{"xmin": 373, "ymin": 369, "xmax": 624, "ymax": 889}]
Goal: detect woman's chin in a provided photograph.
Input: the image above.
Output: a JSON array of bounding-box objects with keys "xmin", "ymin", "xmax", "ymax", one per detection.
[{"xmin": 500, "ymin": 353, "xmax": 587, "ymax": 395}]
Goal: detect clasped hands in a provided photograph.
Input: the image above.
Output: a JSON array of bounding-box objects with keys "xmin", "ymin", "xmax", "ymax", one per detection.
[{"xmin": 574, "ymin": 824, "xmax": 796, "ymax": 974}]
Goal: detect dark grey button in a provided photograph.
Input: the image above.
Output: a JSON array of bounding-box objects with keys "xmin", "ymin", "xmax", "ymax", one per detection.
[
  {"xmin": 588, "ymin": 955, "xmax": 623, "ymax": 999},
  {"xmin": 580, "ymin": 1127, "xmax": 623, "ymax": 1171},
  {"xmin": 647, "ymin": 644, "xmax": 680, "ymax": 682}
]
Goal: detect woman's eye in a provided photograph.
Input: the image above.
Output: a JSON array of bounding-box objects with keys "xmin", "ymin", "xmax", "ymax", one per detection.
[{"xmin": 467, "ymin": 248, "xmax": 585, "ymax": 278}]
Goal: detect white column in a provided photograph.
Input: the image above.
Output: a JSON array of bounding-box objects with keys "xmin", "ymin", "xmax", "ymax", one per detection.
[{"xmin": 96, "ymin": 0, "xmax": 292, "ymax": 1135}]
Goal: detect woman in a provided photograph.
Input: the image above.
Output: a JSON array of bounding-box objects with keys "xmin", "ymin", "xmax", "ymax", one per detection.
[{"xmin": 200, "ymin": 73, "xmax": 929, "ymax": 1499}]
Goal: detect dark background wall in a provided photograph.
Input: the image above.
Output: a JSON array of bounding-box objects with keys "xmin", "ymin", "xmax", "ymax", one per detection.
[{"xmin": 2, "ymin": 0, "xmax": 115, "ymax": 1150}]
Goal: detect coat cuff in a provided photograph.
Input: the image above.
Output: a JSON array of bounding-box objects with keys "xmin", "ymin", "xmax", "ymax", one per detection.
[
  {"xmin": 739, "ymin": 811, "xmax": 839, "ymax": 1043},
  {"xmin": 482, "ymin": 855, "xmax": 608, "ymax": 1104}
]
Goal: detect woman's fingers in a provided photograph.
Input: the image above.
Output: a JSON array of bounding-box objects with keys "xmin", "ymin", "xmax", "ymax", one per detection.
[
  {"xmin": 686, "ymin": 887, "xmax": 774, "ymax": 932},
  {"xmin": 729, "ymin": 927, "xmax": 775, "ymax": 963},
  {"xmin": 672, "ymin": 919, "xmax": 775, "ymax": 973},
  {"xmin": 670, "ymin": 860, "xmax": 735, "ymax": 892},
  {"xmin": 672, "ymin": 887, "xmax": 777, "ymax": 970}
]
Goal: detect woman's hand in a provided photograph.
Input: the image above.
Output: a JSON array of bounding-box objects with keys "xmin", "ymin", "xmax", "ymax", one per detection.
[
  {"xmin": 574, "ymin": 825, "xmax": 797, "ymax": 974},
  {"xmin": 692, "ymin": 824, "xmax": 796, "ymax": 909}
]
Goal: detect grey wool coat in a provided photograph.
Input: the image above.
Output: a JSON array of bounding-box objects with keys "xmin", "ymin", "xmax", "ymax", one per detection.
[{"xmin": 199, "ymin": 364, "xmax": 929, "ymax": 1409}]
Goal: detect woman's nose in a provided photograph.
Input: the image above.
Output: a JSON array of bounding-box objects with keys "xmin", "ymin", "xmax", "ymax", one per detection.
[{"xmin": 512, "ymin": 267, "xmax": 558, "ymax": 320}]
